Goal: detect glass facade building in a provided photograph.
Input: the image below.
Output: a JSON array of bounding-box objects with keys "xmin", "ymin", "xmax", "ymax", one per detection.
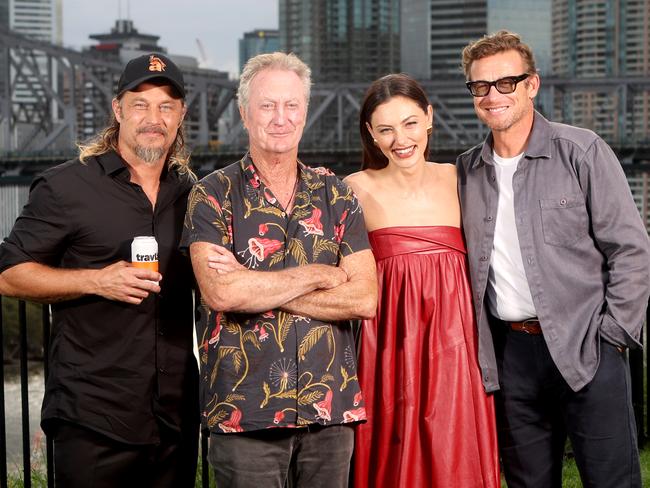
[
  {"xmin": 398, "ymin": 0, "xmax": 552, "ymax": 145},
  {"xmin": 279, "ymin": 0, "xmax": 400, "ymax": 83},
  {"xmin": 239, "ymin": 29, "xmax": 280, "ymax": 73},
  {"xmin": 487, "ymin": 0, "xmax": 551, "ymax": 75},
  {"xmin": 552, "ymin": 0, "xmax": 650, "ymax": 142}
]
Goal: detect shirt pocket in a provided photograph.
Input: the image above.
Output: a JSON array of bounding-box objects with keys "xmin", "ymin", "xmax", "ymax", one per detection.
[{"xmin": 539, "ymin": 194, "xmax": 588, "ymax": 247}]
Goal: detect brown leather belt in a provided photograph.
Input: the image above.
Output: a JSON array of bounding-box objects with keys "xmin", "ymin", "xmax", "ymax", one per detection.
[{"xmin": 505, "ymin": 319, "xmax": 542, "ymax": 335}]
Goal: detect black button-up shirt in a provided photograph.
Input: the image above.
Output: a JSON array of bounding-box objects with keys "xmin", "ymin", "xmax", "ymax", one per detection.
[
  {"xmin": 181, "ymin": 155, "xmax": 369, "ymax": 433},
  {"xmin": 0, "ymin": 151, "xmax": 198, "ymax": 444}
]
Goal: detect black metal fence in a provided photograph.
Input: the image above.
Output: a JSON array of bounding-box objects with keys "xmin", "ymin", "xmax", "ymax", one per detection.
[
  {"xmin": 0, "ymin": 296, "xmax": 212, "ymax": 488},
  {"xmin": 1, "ymin": 296, "xmax": 649, "ymax": 487}
]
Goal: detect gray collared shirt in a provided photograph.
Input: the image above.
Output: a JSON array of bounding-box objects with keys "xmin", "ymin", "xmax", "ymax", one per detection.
[{"xmin": 457, "ymin": 111, "xmax": 650, "ymax": 392}]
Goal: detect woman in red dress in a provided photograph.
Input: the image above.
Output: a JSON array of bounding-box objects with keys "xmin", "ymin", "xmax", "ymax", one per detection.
[{"xmin": 345, "ymin": 74, "xmax": 500, "ymax": 488}]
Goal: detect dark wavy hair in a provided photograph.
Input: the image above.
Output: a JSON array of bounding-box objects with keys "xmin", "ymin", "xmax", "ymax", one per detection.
[{"xmin": 359, "ymin": 73, "xmax": 431, "ymax": 170}]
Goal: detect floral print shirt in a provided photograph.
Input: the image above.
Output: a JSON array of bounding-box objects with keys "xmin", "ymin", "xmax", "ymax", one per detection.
[{"xmin": 181, "ymin": 154, "xmax": 369, "ymax": 434}]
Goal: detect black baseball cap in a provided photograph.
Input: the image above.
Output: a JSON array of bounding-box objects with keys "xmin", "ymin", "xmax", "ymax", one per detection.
[{"xmin": 116, "ymin": 53, "xmax": 185, "ymax": 98}]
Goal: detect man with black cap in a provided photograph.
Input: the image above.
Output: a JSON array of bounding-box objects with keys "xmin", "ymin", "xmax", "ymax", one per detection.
[{"xmin": 0, "ymin": 53, "xmax": 198, "ymax": 487}]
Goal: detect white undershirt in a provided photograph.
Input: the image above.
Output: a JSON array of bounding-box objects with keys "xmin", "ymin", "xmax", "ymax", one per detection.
[{"xmin": 486, "ymin": 151, "xmax": 537, "ymax": 321}]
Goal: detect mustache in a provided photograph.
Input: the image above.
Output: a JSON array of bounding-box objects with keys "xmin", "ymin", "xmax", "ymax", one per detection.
[{"xmin": 136, "ymin": 125, "xmax": 167, "ymax": 136}]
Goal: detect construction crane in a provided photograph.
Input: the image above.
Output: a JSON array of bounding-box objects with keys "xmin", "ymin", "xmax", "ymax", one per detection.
[{"xmin": 195, "ymin": 38, "xmax": 211, "ymax": 69}]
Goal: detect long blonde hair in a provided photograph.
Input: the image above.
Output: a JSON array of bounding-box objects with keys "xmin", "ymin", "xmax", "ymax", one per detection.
[{"xmin": 78, "ymin": 101, "xmax": 193, "ymax": 178}]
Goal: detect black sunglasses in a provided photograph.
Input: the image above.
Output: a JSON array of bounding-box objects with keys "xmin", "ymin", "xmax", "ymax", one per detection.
[{"xmin": 465, "ymin": 73, "xmax": 530, "ymax": 97}]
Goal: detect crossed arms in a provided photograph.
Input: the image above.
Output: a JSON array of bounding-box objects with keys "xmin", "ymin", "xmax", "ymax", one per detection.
[{"xmin": 190, "ymin": 242, "xmax": 377, "ymax": 321}]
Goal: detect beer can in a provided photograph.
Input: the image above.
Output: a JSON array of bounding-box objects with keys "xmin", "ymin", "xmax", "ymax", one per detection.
[{"xmin": 131, "ymin": 236, "xmax": 159, "ymax": 272}]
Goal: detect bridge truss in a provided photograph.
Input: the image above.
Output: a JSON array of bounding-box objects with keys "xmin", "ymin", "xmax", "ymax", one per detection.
[{"xmin": 1, "ymin": 28, "xmax": 649, "ymax": 177}]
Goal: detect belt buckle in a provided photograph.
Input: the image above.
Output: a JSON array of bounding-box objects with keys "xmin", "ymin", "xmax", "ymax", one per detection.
[{"xmin": 521, "ymin": 319, "xmax": 540, "ymax": 334}]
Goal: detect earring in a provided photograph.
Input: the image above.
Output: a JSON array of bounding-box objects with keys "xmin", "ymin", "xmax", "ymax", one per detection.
[
  {"xmin": 373, "ymin": 138, "xmax": 378, "ymax": 146},
  {"xmin": 427, "ymin": 126, "xmax": 432, "ymax": 136}
]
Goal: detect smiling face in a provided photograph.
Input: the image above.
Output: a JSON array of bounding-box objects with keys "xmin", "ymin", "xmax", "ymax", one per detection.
[
  {"xmin": 367, "ymin": 95, "xmax": 433, "ymax": 170},
  {"xmin": 240, "ymin": 68, "xmax": 307, "ymax": 159},
  {"xmin": 113, "ymin": 82, "xmax": 186, "ymax": 165},
  {"xmin": 469, "ymin": 49, "xmax": 539, "ymax": 134}
]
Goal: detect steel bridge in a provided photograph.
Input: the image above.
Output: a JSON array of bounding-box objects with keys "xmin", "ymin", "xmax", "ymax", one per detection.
[{"xmin": 1, "ymin": 27, "xmax": 650, "ymax": 178}]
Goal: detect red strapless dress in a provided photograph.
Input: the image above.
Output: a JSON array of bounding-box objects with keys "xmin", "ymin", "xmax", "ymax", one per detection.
[{"xmin": 354, "ymin": 226, "xmax": 500, "ymax": 488}]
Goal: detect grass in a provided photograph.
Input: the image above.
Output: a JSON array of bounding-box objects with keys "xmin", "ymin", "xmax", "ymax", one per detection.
[
  {"xmin": 8, "ymin": 470, "xmax": 48, "ymax": 488},
  {"xmin": 560, "ymin": 448, "xmax": 650, "ymax": 487},
  {"xmin": 6, "ymin": 446, "xmax": 650, "ymax": 487},
  {"xmin": 194, "ymin": 458, "xmax": 216, "ymax": 488},
  {"xmin": 500, "ymin": 445, "xmax": 650, "ymax": 487}
]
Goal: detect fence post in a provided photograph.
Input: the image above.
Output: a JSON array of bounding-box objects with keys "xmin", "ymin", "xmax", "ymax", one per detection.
[
  {"xmin": 0, "ymin": 296, "xmax": 7, "ymax": 488},
  {"xmin": 19, "ymin": 300, "xmax": 31, "ymax": 488},
  {"xmin": 42, "ymin": 304, "xmax": 53, "ymax": 487}
]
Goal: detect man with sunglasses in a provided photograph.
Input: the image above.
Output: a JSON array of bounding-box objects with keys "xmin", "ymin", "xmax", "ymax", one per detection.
[{"xmin": 456, "ymin": 30, "xmax": 650, "ymax": 488}]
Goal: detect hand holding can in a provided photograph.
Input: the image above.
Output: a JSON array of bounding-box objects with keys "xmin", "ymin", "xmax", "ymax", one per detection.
[{"xmin": 131, "ymin": 236, "xmax": 160, "ymax": 283}]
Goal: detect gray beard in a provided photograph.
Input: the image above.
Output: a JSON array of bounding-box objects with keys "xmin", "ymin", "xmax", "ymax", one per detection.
[{"xmin": 134, "ymin": 145, "xmax": 167, "ymax": 164}]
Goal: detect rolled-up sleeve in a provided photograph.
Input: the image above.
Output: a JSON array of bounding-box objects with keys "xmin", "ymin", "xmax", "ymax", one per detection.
[
  {"xmin": 332, "ymin": 179, "xmax": 370, "ymax": 258},
  {"xmin": 180, "ymin": 173, "xmax": 232, "ymax": 253}
]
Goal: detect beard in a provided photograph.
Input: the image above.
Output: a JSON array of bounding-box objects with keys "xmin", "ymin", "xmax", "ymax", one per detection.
[
  {"xmin": 134, "ymin": 144, "xmax": 167, "ymax": 164},
  {"xmin": 477, "ymin": 107, "xmax": 517, "ymax": 132},
  {"xmin": 476, "ymin": 98, "xmax": 534, "ymax": 133},
  {"xmin": 133, "ymin": 125, "xmax": 170, "ymax": 164}
]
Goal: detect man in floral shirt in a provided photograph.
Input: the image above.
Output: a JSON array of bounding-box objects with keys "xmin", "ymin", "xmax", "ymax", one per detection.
[{"xmin": 181, "ymin": 52, "xmax": 377, "ymax": 488}]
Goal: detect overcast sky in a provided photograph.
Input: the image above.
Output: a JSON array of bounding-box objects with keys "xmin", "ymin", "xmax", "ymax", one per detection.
[{"xmin": 62, "ymin": 0, "xmax": 279, "ymax": 76}]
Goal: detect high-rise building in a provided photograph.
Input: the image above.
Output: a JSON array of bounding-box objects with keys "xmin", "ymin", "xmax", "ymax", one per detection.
[
  {"xmin": 486, "ymin": 0, "xmax": 553, "ymax": 119},
  {"xmin": 401, "ymin": 0, "xmax": 487, "ymax": 79},
  {"xmin": 400, "ymin": 0, "xmax": 552, "ymax": 145},
  {"xmin": 402, "ymin": 0, "xmax": 551, "ymax": 78},
  {"xmin": 401, "ymin": 0, "xmax": 471, "ymax": 144},
  {"xmin": 7, "ymin": 0, "xmax": 61, "ymax": 43},
  {"xmin": 552, "ymin": 0, "xmax": 650, "ymax": 143},
  {"xmin": 486, "ymin": 0, "xmax": 552, "ymax": 75},
  {"xmin": 400, "ymin": 0, "xmax": 430, "ymax": 79},
  {"xmin": 279, "ymin": 0, "xmax": 400, "ymax": 83},
  {"xmin": 430, "ymin": 0, "xmax": 487, "ymax": 77},
  {"xmin": 239, "ymin": 29, "xmax": 280, "ymax": 73},
  {"xmin": 627, "ymin": 170, "xmax": 650, "ymax": 234},
  {"xmin": 0, "ymin": 0, "xmax": 9, "ymax": 30}
]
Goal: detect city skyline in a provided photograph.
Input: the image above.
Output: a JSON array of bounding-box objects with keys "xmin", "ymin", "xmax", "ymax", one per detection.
[
  {"xmin": 62, "ymin": 0, "xmax": 278, "ymax": 76},
  {"xmin": 1, "ymin": 0, "xmax": 648, "ymax": 234}
]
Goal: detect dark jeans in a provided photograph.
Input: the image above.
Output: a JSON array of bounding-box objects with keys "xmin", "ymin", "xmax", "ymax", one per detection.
[
  {"xmin": 52, "ymin": 421, "xmax": 198, "ymax": 488},
  {"xmin": 208, "ymin": 424, "xmax": 354, "ymax": 488},
  {"xmin": 492, "ymin": 324, "xmax": 641, "ymax": 488}
]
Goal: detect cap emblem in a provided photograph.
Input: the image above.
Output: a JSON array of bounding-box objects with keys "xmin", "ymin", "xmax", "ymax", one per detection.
[{"xmin": 148, "ymin": 55, "xmax": 166, "ymax": 72}]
